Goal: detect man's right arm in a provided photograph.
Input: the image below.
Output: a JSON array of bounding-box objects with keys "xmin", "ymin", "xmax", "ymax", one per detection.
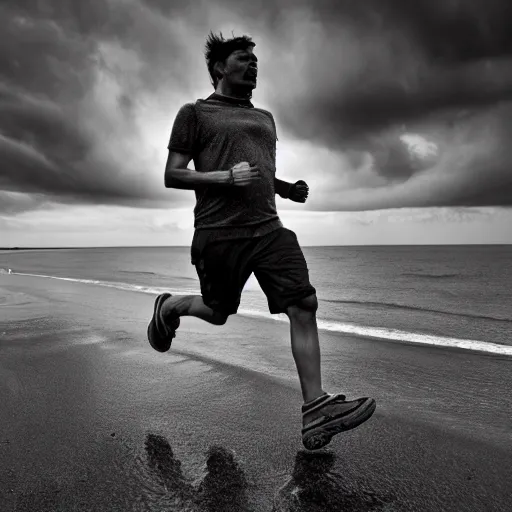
[
  {"xmin": 164, "ymin": 151, "xmax": 232, "ymax": 189},
  {"xmin": 164, "ymin": 152, "xmax": 260, "ymax": 190}
]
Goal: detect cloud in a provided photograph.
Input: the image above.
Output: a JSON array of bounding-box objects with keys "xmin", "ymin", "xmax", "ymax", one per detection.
[
  {"xmin": 264, "ymin": 0, "xmax": 512, "ymax": 138},
  {"xmin": 0, "ymin": 0, "xmax": 200, "ymax": 211},
  {"xmin": 307, "ymin": 105, "xmax": 512, "ymax": 211},
  {"xmin": 0, "ymin": 191, "xmax": 50, "ymax": 215},
  {"xmin": 255, "ymin": 0, "xmax": 512, "ymax": 209},
  {"xmin": 2, "ymin": 0, "xmax": 512, "ymax": 216}
]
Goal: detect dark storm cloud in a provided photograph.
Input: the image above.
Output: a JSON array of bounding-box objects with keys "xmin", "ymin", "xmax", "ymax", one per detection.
[
  {"xmin": 308, "ymin": 103, "xmax": 512, "ymax": 211},
  {"xmin": 2, "ymin": 0, "xmax": 512, "ymax": 215},
  {"xmin": 270, "ymin": 0, "xmax": 512, "ymax": 141},
  {"xmin": 253, "ymin": 0, "xmax": 512, "ymax": 208},
  {"xmin": 0, "ymin": 0, "xmax": 197, "ymax": 211}
]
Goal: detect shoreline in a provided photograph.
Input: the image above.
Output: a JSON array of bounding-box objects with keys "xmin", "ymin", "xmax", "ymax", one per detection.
[{"xmin": 2, "ymin": 271, "xmax": 512, "ymax": 358}]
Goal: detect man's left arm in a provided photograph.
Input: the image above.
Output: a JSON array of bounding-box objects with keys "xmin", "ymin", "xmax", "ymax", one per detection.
[
  {"xmin": 275, "ymin": 177, "xmax": 309, "ymax": 203},
  {"xmin": 270, "ymin": 113, "xmax": 309, "ymax": 203}
]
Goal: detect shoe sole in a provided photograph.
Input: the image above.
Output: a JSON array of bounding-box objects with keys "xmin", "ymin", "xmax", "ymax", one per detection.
[
  {"xmin": 147, "ymin": 293, "xmax": 177, "ymax": 352},
  {"xmin": 302, "ymin": 397, "xmax": 376, "ymax": 451}
]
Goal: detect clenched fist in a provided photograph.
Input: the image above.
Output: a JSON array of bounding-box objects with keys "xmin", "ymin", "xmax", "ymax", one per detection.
[
  {"xmin": 230, "ymin": 161, "xmax": 261, "ymax": 187},
  {"xmin": 289, "ymin": 180, "xmax": 309, "ymax": 203}
]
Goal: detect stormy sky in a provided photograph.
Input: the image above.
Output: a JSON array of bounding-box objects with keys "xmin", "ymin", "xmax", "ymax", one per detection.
[{"xmin": 1, "ymin": 0, "xmax": 512, "ymax": 246}]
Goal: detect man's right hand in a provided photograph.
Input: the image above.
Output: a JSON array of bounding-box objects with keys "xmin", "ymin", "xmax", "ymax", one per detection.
[{"xmin": 229, "ymin": 161, "xmax": 260, "ymax": 187}]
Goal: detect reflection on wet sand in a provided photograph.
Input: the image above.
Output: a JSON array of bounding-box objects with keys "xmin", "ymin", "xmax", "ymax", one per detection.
[
  {"xmin": 144, "ymin": 433, "xmax": 195, "ymax": 504},
  {"xmin": 143, "ymin": 433, "xmax": 393, "ymax": 511},
  {"xmin": 273, "ymin": 451, "xmax": 393, "ymax": 512},
  {"xmin": 196, "ymin": 445, "xmax": 250, "ymax": 511},
  {"xmin": 144, "ymin": 433, "xmax": 250, "ymax": 511}
]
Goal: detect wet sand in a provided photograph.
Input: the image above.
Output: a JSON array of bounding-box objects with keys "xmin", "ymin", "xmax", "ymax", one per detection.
[{"xmin": 1, "ymin": 274, "xmax": 511, "ymax": 511}]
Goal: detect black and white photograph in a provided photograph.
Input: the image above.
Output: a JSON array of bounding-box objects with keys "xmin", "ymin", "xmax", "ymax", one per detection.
[{"xmin": 1, "ymin": 1, "xmax": 511, "ymax": 510}]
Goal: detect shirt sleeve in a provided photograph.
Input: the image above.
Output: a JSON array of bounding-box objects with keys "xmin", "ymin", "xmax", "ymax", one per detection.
[
  {"xmin": 256, "ymin": 107, "xmax": 279, "ymax": 142},
  {"xmin": 167, "ymin": 103, "xmax": 197, "ymax": 155},
  {"xmin": 273, "ymin": 117, "xmax": 278, "ymax": 142}
]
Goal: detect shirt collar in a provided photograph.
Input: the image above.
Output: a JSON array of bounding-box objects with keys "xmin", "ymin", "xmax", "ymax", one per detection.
[{"xmin": 206, "ymin": 92, "xmax": 254, "ymax": 108}]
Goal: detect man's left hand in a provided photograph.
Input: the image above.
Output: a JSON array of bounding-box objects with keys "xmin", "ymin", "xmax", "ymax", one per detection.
[{"xmin": 289, "ymin": 180, "xmax": 309, "ymax": 203}]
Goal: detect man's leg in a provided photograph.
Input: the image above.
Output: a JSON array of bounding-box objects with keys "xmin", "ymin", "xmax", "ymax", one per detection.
[
  {"xmin": 286, "ymin": 294, "xmax": 376, "ymax": 449},
  {"xmin": 250, "ymin": 228, "xmax": 324, "ymax": 403},
  {"xmin": 148, "ymin": 238, "xmax": 253, "ymax": 351},
  {"xmin": 252, "ymin": 228, "xmax": 376, "ymax": 450},
  {"xmin": 285, "ymin": 294, "xmax": 325, "ymax": 403},
  {"xmin": 160, "ymin": 295, "xmax": 228, "ymax": 326}
]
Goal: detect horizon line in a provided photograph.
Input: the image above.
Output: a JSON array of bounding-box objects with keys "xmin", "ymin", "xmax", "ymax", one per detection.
[{"xmin": 2, "ymin": 243, "xmax": 512, "ymax": 250}]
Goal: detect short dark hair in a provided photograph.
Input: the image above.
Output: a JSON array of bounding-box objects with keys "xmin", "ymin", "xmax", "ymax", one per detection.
[{"xmin": 204, "ymin": 31, "xmax": 255, "ymax": 89}]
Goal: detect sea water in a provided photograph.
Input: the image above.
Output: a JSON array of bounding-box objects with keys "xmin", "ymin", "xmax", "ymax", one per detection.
[{"xmin": 1, "ymin": 245, "xmax": 511, "ymax": 354}]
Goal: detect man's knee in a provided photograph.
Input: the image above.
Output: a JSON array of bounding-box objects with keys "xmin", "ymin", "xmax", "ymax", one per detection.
[
  {"xmin": 286, "ymin": 294, "xmax": 318, "ymax": 318},
  {"xmin": 211, "ymin": 310, "xmax": 229, "ymax": 325}
]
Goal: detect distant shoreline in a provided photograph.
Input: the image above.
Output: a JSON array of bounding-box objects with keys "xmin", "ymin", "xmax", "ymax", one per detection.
[
  {"xmin": 1, "ymin": 243, "xmax": 511, "ymax": 251},
  {"xmin": 0, "ymin": 247, "xmax": 89, "ymax": 251}
]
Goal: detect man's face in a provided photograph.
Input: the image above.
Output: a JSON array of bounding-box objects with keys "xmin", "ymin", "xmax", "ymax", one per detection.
[{"xmin": 221, "ymin": 47, "xmax": 258, "ymax": 89}]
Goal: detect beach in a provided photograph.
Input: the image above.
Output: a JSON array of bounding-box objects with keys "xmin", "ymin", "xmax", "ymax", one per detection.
[{"xmin": 1, "ymin": 273, "xmax": 512, "ymax": 511}]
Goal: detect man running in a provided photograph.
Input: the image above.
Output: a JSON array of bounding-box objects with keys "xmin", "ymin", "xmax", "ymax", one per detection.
[{"xmin": 148, "ymin": 32, "xmax": 376, "ymax": 450}]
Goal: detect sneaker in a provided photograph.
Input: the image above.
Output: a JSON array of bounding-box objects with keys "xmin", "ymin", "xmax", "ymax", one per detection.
[
  {"xmin": 147, "ymin": 293, "xmax": 180, "ymax": 352},
  {"xmin": 301, "ymin": 393, "xmax": 376, "ymax": 450}
]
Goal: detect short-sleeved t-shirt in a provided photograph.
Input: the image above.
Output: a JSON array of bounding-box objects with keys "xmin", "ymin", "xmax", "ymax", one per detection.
[{"xmin": 168, "ymin": 93, "xmax": 283, "ymax": 256}]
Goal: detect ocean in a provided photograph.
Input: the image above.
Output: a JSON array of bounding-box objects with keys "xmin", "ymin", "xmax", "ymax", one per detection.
[{"xmin": 1, "ymin": 245, "xmax": 511, "ymax": 355}]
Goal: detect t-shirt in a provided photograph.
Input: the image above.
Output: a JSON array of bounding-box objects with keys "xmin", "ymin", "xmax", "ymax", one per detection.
[{"xmin": 167, "ymin": 93, "xmax": 284, "ymax": 261}]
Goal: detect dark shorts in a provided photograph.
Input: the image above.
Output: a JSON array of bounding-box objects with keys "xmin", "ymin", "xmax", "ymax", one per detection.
[{"xmin": 191, "ymin": 227, "xmax": 316, "ymax": 315}]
